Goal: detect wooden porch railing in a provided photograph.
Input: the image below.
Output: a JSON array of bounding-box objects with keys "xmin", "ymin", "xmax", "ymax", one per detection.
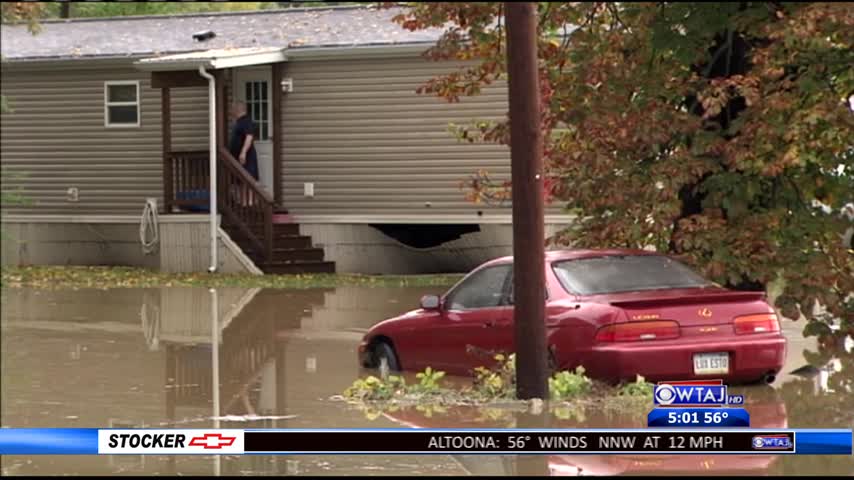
[
  {"xmin": 164, "ymin": 150, "xmax": 210, "ymax": 212},
  {"xmin": 217, "ymin": 146, "xmax": 274, "ymax": 264},
  {"xmin": 163, "ymin": 148, "xmax": 274, "ymax": 264}
]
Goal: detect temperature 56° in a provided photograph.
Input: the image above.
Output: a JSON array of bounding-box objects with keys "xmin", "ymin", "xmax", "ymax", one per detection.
[
  {"xmin": 508, "ymin": 436, "xmax": 531, "ymax": 449},
  {"xmin": 704, "ymin": 411, "xmax": 729, "ymax": 424}
]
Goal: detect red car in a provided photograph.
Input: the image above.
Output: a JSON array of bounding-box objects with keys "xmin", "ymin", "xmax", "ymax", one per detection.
[{"xmin": 359, "ymin": 249, "xmax": 787, "ymax": 384}]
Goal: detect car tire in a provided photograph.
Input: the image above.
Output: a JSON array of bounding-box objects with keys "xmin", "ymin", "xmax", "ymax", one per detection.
[{"xmin": 373, "ymin": 341, "xmax": 401, "ymax": 372}]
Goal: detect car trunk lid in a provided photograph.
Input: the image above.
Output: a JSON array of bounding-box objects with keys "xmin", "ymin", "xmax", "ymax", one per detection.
[{"xmin": 604, "ymin": 288, "xmax": 769, "ymax": 327}]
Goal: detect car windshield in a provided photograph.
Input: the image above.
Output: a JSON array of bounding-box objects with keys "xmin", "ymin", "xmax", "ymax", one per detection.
[{"xmin": 552, "ymin": 255, "xmax": 712, "ymax": 295}]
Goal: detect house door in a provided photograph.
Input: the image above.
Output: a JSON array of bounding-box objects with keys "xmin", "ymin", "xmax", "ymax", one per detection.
[{"xmin": 233, "ymin": 68, "xmax": 274, "ymax": 196}]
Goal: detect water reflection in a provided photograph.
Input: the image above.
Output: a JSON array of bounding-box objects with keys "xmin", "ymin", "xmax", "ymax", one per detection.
[
  {"xmin": 2, "ymin": 285, "xmax": 466, "ymax": 476},
  {"xmin": 1, "ymin": 286, "xmax": 852, "ymax": 476}
]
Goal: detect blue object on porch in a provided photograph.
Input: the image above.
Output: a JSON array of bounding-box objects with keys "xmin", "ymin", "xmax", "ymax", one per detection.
[{"xmin": 177, "ymin": 189, "xmax": 210, "ymax": 212}]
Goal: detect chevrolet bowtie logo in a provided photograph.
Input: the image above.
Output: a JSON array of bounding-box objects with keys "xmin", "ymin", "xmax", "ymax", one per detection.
[{"xmin": 188, "ymin": 433, "xmax": 236, "ymax": 449}]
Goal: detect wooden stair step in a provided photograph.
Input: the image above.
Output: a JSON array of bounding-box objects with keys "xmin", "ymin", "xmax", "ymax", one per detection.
[
  {"xmin": 223, "ymin": 223, "xmax": 300, "ymax": 236},
  {"xmin": 219, "ymin": 218, "xmax": 334, "ymax": 274},
  {"xmin": 228, "ymin": 231, "xmax": 312, "ymax": 246},
  {"xmin": 260, "ymin": 261, "xmax": 336, "ymax": 274},
  {"xmin": 274, "ymin": 235, "xmax": 313, "ymax": 249},
  {"xmin": 240, "ymin": 247, "xmax": 326, "ymax": 263},
  {"xmin": 272, "ymin": 248, "xmax": 325, "ymax": 261}
]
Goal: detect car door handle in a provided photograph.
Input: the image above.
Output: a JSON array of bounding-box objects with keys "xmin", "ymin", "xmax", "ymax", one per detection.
[{"xmin": 483, "ymin": 320, "xmax": 496, "ymax": 328}]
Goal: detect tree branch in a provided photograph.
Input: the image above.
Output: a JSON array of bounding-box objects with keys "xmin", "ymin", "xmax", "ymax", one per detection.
[
  {"xmin": 538, "ymin": 2, "xmax": 552, "ymax": 32},
  {"xmin": 606, "ymin": 3, "xmax": 627, "ymax": 30},
  {"xmin": 704, "ymin": 35, "xmax": 734, "ymax": 78}
]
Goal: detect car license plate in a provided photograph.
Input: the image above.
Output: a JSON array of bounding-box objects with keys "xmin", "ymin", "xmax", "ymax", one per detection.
[{"xmin": 693, "ymin": 352, "xmax": 729, "ymax": 375}]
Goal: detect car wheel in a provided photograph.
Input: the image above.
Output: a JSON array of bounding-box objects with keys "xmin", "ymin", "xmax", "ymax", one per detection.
[{"xmin": 373, "ymin": 341, "xmax": 401, "ymax": 372}]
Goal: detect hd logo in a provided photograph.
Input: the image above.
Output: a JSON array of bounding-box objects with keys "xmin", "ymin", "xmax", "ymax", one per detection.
[{"xmin": 98, "ymin": 429, "xmax": 244, "ymax": 454}]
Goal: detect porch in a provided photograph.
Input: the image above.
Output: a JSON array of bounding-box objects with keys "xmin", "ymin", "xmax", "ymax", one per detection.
[{"xmin": 136, "ymin": 49, "xmax": 334, "ymax": 274}]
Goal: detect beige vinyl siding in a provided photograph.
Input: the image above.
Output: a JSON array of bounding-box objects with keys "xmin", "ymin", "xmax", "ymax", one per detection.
[
  {"xmin": 280, "ymin": 56, "xmax": 512, "ymax": 216},
  {"xmin": 0, "ymin": 64, "xmax": 208, "ymax": 214}
]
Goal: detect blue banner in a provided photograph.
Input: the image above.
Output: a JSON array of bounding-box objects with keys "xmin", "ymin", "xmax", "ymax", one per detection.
[
  {"xmin": 648, "ymin": 408, "xmax": 751, "ymax": 427},
  {"xmin": 795, "ymin": 430, "xmax": 853, "ymax": 455},
  {"xmin": 0, "ymin": 428, "xmax": 850, "ymax": 455},
  {"xmin": 0, "ymin": 428, "xmax": 99, "ymax": 455}
]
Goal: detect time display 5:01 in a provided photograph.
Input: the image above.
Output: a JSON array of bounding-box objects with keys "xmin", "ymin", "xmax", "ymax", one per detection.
[{"xmin": 667, "ymin": 411, "xmax": 731, "ymax": 425}]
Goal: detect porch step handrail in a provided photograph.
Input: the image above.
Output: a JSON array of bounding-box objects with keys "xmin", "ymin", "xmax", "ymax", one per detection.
[
  {"xmin": 217, "ymin": 146, "xmax": 274, "ymax": 264},
  {"xmin": 217, "ymin": 146, "xmax": 274, "ymax": 204},
  {"xmin": 164, "ymin": 150, "xmax": 211, "ymax": 212}
]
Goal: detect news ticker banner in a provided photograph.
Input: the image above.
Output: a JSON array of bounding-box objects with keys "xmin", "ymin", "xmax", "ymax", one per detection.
[{"xmin": 0, "ymin": 429, "xmax": 851, "ymax": 455}]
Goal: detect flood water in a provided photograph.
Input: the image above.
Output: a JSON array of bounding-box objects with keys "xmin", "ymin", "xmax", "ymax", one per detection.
[{"xmin": 1, "ymin": 286, "xmax": 852, "ymax": 476}]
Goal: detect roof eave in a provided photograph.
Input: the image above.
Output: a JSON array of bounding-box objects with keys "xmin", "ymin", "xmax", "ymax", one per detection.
[
  {"xmin": 4, "ymin": 42, "xmax": 434, "ymax": 68},
  {"xmin": 133, "ymin": 48, "xmax": 287, "ymax": 72},
  {"xmin": 210, "ymin": 49, "xmax": 286, "ymax": 69},
  {"xmin": 134, "ymin": 59, "xmax": 214, "ymax": 72},
  {"xmin": 284, "ymin": 42, "xmax": 433, "ymax": 61}
]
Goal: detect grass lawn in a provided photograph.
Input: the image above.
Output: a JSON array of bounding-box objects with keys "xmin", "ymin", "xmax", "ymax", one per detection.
[{"xmin": 0, "ymin": 266, "xmax": 464, "ymax": 290}]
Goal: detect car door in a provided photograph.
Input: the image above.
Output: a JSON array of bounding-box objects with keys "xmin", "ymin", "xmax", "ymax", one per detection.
[
  {"xmin": 435, "ymin": 264, "xmax": 513, "ymax": 374},
  {"xmin": 486, "ymin": 266, "xmax": 516, "ymax": 360},
  {"xmin": 486, "ymin": 266, "xmax": 556, "ymax": 369}
]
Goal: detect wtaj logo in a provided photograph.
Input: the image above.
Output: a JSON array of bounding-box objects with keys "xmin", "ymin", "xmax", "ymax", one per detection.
[
  {"xmin": 653, "ymin": 380, "xmax": 744, "ymax": 406},
  {"xmin": 752, "ymin": 435, "xmax": 793, "ymax": 450}
]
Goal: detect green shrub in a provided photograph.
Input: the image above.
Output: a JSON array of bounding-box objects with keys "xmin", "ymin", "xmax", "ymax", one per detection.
[
  {"xmin": 472, "ymin": 353, "xmax": 516, "ymax": 399},
  {"xmin": 549, "ymin": 366, "xmax": 593, "ymax": 400},
  {"xmin": 413, "ymin": 367, "xmax": 445, "ymax": 394},
  {"xmin": 617, "ymin": 375, "xmax": 655, "ymax": 398},
  {"xmin": 343, "ymin": 375, "xmax": 406, "ymax": 401}
]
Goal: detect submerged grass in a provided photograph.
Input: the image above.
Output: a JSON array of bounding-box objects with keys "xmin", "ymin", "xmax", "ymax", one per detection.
[
  {"xmin": 0, "ymin": 265, "xmax": 463, "ymax": 290},
  {"xmin": 338, "ymin": 354, "xmax": 655, "ymax": 421},
  {"xmin": 338, "ymin": 373, "xmax": 653, "ymax": 424}
]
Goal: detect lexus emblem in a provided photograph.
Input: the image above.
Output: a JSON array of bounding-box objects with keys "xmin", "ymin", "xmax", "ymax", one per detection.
[{"xmin": 698, "ymin": 308, "xmax": 713, "ymax": 318}]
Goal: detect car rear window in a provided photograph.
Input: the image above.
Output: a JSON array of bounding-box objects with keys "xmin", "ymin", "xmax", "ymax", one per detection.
[{"xmin": 552, "ymin": 255, "xmax": 712, "ymax": 295}]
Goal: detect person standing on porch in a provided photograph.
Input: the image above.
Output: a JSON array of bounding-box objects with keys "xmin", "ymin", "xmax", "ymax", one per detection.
[
  {"xmin": 228, "ymin": 101, "xmax": 259, "ymax": 207},
  {"xmin": 228, "ymin": 101, "xmax": 260, "ymax": 181}
]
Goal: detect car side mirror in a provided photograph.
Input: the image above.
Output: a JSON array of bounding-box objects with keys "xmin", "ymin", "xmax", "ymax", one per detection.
[{"xmin": 420, "ymin": 294, "xmax": 441, "ymax": 311}]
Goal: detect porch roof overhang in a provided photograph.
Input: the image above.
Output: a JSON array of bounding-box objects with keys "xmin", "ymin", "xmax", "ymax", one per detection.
[{"xmin": 134, "ymin": 47, "xmax": 286, "ymax": 72}]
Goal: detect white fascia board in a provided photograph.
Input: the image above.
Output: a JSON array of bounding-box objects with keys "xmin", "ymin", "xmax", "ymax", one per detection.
[
  {"xmin": 134, "ymin": 48, "xmax": 286, "ymax": 72},
  {"xmin": 134, "ymin": 58, "xmax": 213, "ymax": 72},
  {"xmin": 209, "ymin": 49, "xmax": 287, "ymax": 69}
]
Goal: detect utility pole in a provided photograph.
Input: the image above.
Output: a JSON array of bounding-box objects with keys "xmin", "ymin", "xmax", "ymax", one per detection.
[{"xmin": 505, "ymin": 2, "xmax": 548, "ymax": 400}]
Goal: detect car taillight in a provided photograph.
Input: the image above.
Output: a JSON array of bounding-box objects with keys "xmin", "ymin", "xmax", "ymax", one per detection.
[
  {"xmin": 733, "ymin": 313, "xmax": 780, "ymax": 335},
  {"xmin": 595, "ymin": 321, "xmax": 680, "ymax": 342}
]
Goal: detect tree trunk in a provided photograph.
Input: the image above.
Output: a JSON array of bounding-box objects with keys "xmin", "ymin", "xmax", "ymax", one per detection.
[
  {"xmin": 60, "ymin": 2, "xmax": 70, "ymax": 19},
  {"xmin": 505, "ymin": 2, "xmax": 549, "ymax": 400}
]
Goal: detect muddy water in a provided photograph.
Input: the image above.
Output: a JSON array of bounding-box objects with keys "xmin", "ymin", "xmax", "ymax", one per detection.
[{"xmin": 1, "ymin": 286, "xmax": 852, "ymax": 476}]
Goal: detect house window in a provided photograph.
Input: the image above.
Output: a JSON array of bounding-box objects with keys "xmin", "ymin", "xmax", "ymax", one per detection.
[
  {"xmin": 244, "ymin": 81, "xmax": 269, "ymax": 140},
  {"xmin": 104, "ymin": 81, "xmax": 140, "ymax": 127}
]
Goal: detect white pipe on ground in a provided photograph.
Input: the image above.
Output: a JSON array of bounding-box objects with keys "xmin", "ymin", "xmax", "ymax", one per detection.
[{"xmin": 198, "ymin": 65, "xmax": 218, "ymax": 272}]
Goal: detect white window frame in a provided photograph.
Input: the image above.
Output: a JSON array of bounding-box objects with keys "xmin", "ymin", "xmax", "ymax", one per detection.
[
  {"xmin": 234, "ymin": 68, "xmax": 273, "ymax": 141},
  {"xmin": 104, "ymin": 80, "xmax": 141, "ymax": 128},
  {"xmin": 243, "ymin": 79, "xmax": 272, "ymax": 141}
]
